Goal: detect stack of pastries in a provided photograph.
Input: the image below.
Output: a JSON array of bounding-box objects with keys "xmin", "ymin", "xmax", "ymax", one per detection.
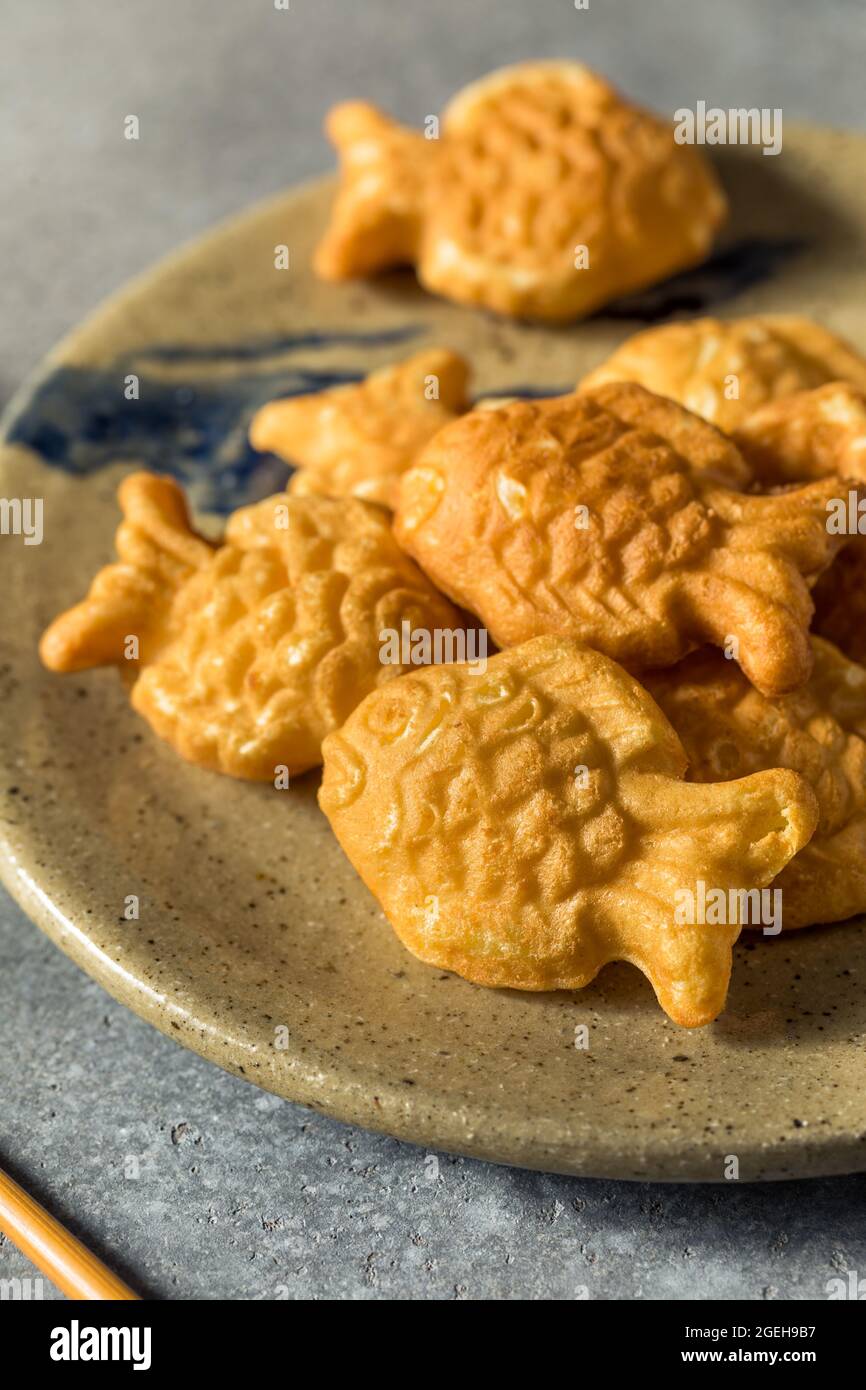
[{"xmin": 41, "ymin": 64, "xmax": 866, "ymax": 1028}]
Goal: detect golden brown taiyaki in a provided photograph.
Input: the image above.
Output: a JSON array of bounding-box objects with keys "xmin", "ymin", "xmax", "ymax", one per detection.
[
  {"xmin": 812, "ymin": 545, "xmax": 866, "ymax": 667},
  {"xmin": 582, "ymin": 316, "xmax": 866, "ymax": 432},
  {"xmin": 320, "ymin": 637, "xmax": 818, "ymax": 1026},
  {"xmin": 394, "ymin": 383, "xmax": 859, "ymax": 697},
  {"xmin": 250, "ymin": 348, "xmax": 471, "ymax": 510},
  {"xmin": 646, "ymin": 639, "xmax": 866, "ymax": 930},
  {"xmin": 40, "ymin": 473, "xmax": 462, "ymax": 779},
  {"xmin": 733, "ymin": 382, "xmax": 866, "ymax": 487},
  {"xmin": 314, "ymin": 62, "xmax": 727, "ymax": 321},
  {"xmin": 729, "ymin": 383, "xmax": 866, "ymax": 666}
]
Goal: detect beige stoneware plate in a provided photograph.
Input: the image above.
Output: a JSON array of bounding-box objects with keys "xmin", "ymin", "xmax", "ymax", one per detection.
[{"xmin": 3, "ymin": 126, "xmax": 866, "ymax": 1181}]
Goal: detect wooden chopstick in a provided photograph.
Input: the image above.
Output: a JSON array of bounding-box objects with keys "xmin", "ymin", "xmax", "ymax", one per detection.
[{"xmin": 0, "ymin": 1165, "xmax": 139, "ymax": 1300}]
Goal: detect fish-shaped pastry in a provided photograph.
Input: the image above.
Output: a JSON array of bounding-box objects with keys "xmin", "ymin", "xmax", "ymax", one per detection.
[
  {"xmin": 394, "ymin": 383, "xmax": 860, "ymax": 697},
  {"xmin": 314, "ymin": 62, "xmax": 727, "ymax": 322},
  {"xmin": 250, "ymin": 348, "xmax": 471, "ymax": 510},
  {"xmin": 731, "ymin": 384, "xmax": 866, "ymax": 665},
  {"xmin": 733, "ymin": 382, "xmax": 866, "ymax": 487},
  {"xmin": 320, "ymin": 637, "xmax": 818, "ymax": 1026},
  {"xmin": 40, "ymin": 473, "xmax": 463, "ymax": 779},
  {"xmin": 582, "ymin": 316, "xmax": 866, "ymax": 433},
  {"xmin": 646, "ymin": 639, "xmax": 866, "ymax": 931},
  {"xmin": 812, "ymin": 546, "xmax": 866, "ymax": 667}
]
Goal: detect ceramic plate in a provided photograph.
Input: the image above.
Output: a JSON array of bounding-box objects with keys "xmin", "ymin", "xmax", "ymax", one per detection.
[{"xmin": 4, "ymin": 125, "xmax": 866, "ymax": 1181}]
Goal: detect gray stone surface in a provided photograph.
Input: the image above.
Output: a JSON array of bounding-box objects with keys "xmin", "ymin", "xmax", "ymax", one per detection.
[
  {"xmin": 4, "ymin": 909, "xmax": 866, "ymax": 1302},
  {"xmin": 2, "ymin": 0, "xmax": 866, "ymax": 1300}
]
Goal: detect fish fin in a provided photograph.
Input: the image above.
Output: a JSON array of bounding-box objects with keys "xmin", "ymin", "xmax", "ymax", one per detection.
[
  {"xmin": 40, "ymin": 472, "xmax": 213, "ymax": 672},
  {"xmin": 684, "ymin": 479, "xmax": 866, "ymax": 694},
  {"xmin": 314, "ymin": 102, "xmax": 431, "ymax": 279},
  {"xmin": 619, "ymin": 768, "xmax": 818, "ymax": 1025}
]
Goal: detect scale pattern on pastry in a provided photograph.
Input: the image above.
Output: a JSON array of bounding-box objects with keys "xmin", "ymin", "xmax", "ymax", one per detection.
[
  {"xmin": 40, "ymin": 473, "xmax": 462, "ymax": 779},
  {"xmin": 582, "ymin": 316, "xmax": 866, "ymax": 432},
  {"xmin": 733, "ymin": 382, "xmax": 866, "ymax": 486},
  {"xmin": 320, "ymin": 637, "xmax": 817, "ymax": 1026},
  {"xmin": 647, "ymin": 639, "xmax": 866, "ymax": 930},
  {"xmin": 395, "ymin": 383, "xmax": 858, "ymax": 697},
  {"xmin": 315, "ymin": 62, "xmax": 728, "ymax": 321}
]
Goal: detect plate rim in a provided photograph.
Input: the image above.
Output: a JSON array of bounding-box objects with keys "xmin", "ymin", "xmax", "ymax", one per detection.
[{"xmin": 4, "ymin": 130, "xmax": 866, "ymax": 1183}]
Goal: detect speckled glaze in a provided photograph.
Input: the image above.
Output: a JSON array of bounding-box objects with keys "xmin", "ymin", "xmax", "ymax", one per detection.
[{"xmin": 2, "ymin": 127, "xmax": 866, "ymax": 1181}]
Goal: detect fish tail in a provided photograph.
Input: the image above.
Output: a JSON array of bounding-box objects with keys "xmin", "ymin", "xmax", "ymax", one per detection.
[
  {"xmin": 621, "ymin": 768, "xmax": 818, "ymax": 1025},
  {"xmin": 313, "ymin": 102, "xmax": 431, "ymax": 280},
  {"xmin": 39, "ymin": 472, "xmax": 213, "ymax": 672}
]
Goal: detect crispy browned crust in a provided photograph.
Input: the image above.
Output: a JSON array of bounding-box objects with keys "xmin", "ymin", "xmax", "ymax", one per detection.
[
  {"xmin": 320, "ymin": 637, "xmax": 817, "ymax": 1026},
  {"xmin": 812, "ymin": 541, "xmax": 866, "ymax": 665},
  {"xmin": 394, "ymin": 383, "xmax": 855, "ymax": 696}
]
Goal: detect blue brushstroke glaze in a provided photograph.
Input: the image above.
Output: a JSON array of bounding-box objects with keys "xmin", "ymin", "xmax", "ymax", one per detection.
[
  {"xmin": 4, "ymin": 237, "xmax": 802, "ymax": 513},
  {"xmin": 5, "ymin": 326, "xmax": 572, "ymax": 514},
  {"xmin": 136, "ymin": 323, "xmax": 423, "ymax": 364},
  {"xmin": 8, "ymin": 363, "xmax": 354, "ymax": 513},
  {"xmin": 6, "ymin": 327, "xmax": 429, "ymax": 514}
]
